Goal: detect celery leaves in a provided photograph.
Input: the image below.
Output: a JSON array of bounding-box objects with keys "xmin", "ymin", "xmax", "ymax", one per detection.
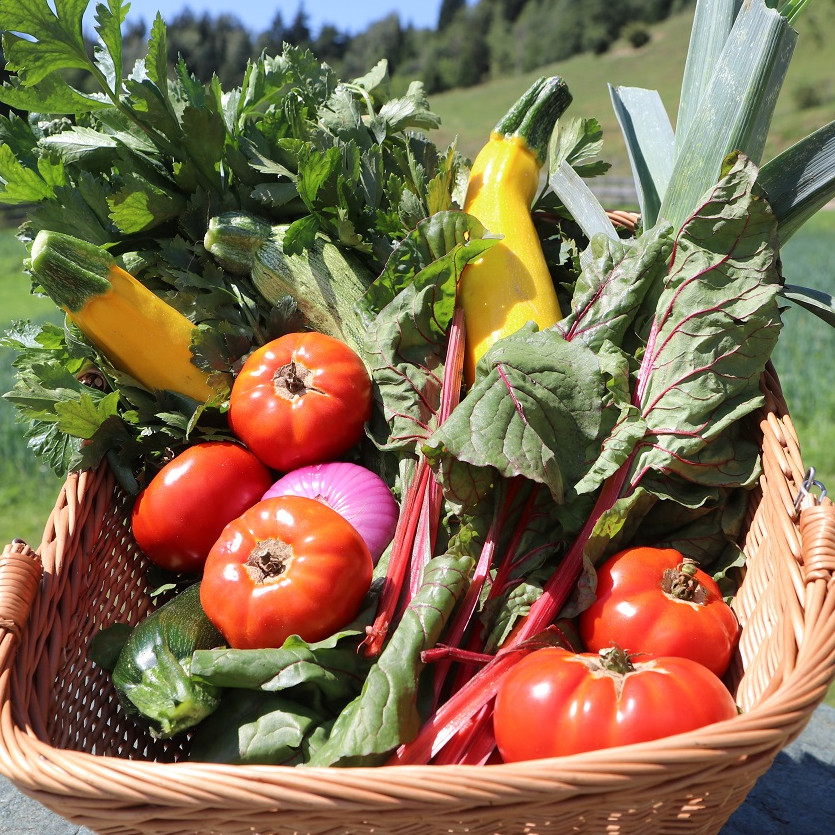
[{"xmin": 0, "ymin": 0, "xmax": 465, "ymax": 481}]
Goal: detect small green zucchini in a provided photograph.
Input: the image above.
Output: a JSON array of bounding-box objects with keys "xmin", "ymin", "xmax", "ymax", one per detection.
[
  {"xmin": 204, "ymin": 211, "xmax": 374, "ymax": 355},
  {"xmin": 101, "ymin": 583, "xmax": 225, "ymax": 739}
]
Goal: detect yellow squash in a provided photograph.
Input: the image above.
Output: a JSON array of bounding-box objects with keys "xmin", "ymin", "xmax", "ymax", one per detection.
[
  {"xmin": 30, "ymin": 230, "xmax": 228, "ymax": 402},
  {"xmin": 458, "ymin": 76, "xmax": 572, "ymax": 385}
]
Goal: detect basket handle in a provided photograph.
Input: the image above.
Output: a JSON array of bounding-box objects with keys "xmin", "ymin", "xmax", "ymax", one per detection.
[
  {"xmin": 0, "ymin": 539, "xmax": 43, "ymax": 644},
  {"xmin": 794, "ymin": 467, "xmax": 835, "ymax": 582},
  {"xmin": 798, "ymin": 501, "xmax": 835, "ymax": 582}
]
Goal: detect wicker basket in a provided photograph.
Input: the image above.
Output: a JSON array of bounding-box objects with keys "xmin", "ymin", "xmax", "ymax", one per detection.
[{"xmin": 1, "ymin": 364, "xmax": 834, "ymax": 835}]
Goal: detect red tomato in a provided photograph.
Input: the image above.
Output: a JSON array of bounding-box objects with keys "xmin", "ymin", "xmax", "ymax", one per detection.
[
  {"xmin": 228, "ymin": 332, "xmax": 372, "ymax": 472},
  {"xmin": 199, "ymin": 495, "xmax": 373, "ymax": 649},
  {"xmin": 131, "ymin": 441, "xmax": 274, "ymax": 573},
  {"xmin": 493, "ymin": 646, "xmax": 739, "ymax": 761},
  {"xmin": 578, "ymin": 546, "xmax": 740, "ymax": 677}
]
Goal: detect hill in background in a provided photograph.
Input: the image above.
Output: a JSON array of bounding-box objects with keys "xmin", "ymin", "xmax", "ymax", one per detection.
[{"xmin": 428, "ymin": 2, "xmax": 835, "ymax": 188}]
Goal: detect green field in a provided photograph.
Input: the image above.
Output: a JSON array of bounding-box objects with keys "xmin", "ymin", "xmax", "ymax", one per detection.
[{"xmin": 0, "ymin": 229, "xmax": 64, "ymax": 548}]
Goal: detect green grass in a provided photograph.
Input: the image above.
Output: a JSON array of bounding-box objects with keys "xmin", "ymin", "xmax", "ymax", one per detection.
[
  {"xmin": 771, "ymin": 212, "xmax": 835, "ymax": 710},
  {"xmin": 779, "ymin": 223, "xmax": 835, "ymax": 703},
  {"xmin": 0, "ymin": 229, "xmax": 64, "ymax": 548},
  {"xmin": 767, "ymin": 216, "xmax": 835, "ymax": 714},
  {"xmin": 772, "ymin": 211, "xmax": 835, "ymax": 492}
]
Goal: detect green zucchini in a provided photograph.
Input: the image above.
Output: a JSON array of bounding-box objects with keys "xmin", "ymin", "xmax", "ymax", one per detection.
[
  {"xmin": 203, "ymin": 211, "xmax": 374, "ymax": 355},
  {"xmin": 108, "ymin": 583, "xmax": 225, "ymax": 739}
]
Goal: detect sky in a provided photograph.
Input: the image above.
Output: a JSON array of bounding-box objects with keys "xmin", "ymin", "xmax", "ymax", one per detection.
[{"xmin": 105, "ymin": 1, "xmax": 450, "ymax": 36}]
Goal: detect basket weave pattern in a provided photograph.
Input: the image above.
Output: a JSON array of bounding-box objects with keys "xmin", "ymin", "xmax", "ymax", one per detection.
[{"xmin": 0, "ymin": 367, "xmax": 834, "ymax": 835}]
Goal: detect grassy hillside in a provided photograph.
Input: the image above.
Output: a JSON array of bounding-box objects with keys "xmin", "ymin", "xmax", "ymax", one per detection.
[{"xmin": 428, "ymin": 4, "xmax": 835, "ymax": 176}]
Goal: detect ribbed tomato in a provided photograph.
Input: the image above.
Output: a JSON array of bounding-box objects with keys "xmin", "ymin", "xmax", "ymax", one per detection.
[
  {"xmin": 199, "ymin": 495, "xmax": 373, "ymax": 649},
  {"xmin": 228, "ymin": 332, "xmax": 372, "ymax": 472},
  {"xmin": 578, "ymin": 546, "xmax": 740, "ymax": 677},
  {"xmin": 493, "ymin": 646, "xmax": 739, "ymax": 762},
  {"xmin": 131, "ymin": 441, "xmax": 273, "ymax": 573}
]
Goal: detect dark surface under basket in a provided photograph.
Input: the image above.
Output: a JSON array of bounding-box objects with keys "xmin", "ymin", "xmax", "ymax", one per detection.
[{"xmin": 2, "ymin": 703, "xmax": 833, "ymax": 835}]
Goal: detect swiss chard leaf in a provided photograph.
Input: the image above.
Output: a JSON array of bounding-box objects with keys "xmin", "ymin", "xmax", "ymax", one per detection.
[
  {"xmin": 572, "ymin": 340, "xmax": 645, "ymax": 496},
  {"xmin": 425, "ymin": 325, "xmax": 613, "ymax": 508},
  {"xmin": 308, "ymin": 551, "xmax": 473, "ymax": 767},
  {"xmin": 362, "ymin": 211, "xmax": 495, "ymax": 455},
  {"xmin": 626, "ymin": 153, "xmax": 782, "ymax": 492},
  {"xmin": 358, "ymin": 210, "xmax": 493, "ymax": 324},
  {"xmin": 558, "ymin": 221, "xmax": 674, "ymax": 352},
  {"xmin": 639, "ymin": 478, "xmax": 750, "ymax": 569}
]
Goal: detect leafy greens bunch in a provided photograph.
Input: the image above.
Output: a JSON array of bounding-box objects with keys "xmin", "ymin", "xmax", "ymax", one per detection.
[
  {"xmin": 0, "ymin": 0, "xmax": 465, "ymax": 489},
  {"xmin": 185, "ymin": 149, "xmax": 783, "ymax": 769}
]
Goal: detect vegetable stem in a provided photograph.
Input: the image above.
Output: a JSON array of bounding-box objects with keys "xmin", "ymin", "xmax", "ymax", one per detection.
[
  {"xmin": 430, "ymin": 477, "xmax": 528, "ymax": 706},
  {"xmin": 421, "ymin": 646, "xmax": 494, "ymax": 665},
  {"xmin": 387, "ymin": 628, "xmax": 565, "ymax": 766},
  {"xmin": 430, "ymin": 509, "xmax": 498, "ymax": 707},
  {"xmin": 509, "ymin": 462, "xmax": 630, "ymax": 647},
  {"xmin": 493, "ymin": 76, "xmax": 572, "ymax": 165},
  {"xmin": 362, "ymin": 459, "xmax": 432, "ymax": 658},
  {"xmin": 363, "ymin": 307, "xmax": 466, "ymax": 657}
]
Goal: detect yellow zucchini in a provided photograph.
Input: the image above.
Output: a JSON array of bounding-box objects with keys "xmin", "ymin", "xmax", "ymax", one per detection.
[
  {"xmin": 458, "ymin": 76, "xmax": 572, "ymax": 385},
  {"xmin": 29, "ymin": 230, "xmax": 228, "ymax": 402}
]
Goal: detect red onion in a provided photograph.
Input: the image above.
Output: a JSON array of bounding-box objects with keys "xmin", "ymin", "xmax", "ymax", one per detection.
[{"xmin": 262, "ymin": 462, "xmax": 398, "ymax": 563}]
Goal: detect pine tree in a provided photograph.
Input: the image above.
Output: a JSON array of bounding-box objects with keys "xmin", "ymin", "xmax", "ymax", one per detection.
[{"xmin": 438, "ymin": 0, "xmax": 466, "ymax": 31}]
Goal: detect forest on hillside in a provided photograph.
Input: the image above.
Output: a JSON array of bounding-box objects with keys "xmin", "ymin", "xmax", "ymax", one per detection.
[{"xmin": 0, "ymin": 0, "xmax": 695, "ymax": 101}]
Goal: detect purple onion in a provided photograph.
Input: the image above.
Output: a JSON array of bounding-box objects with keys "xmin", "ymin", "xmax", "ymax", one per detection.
[{"xmin": 262, "ymin": 461, "xmax": 398, "ymax": 563}]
